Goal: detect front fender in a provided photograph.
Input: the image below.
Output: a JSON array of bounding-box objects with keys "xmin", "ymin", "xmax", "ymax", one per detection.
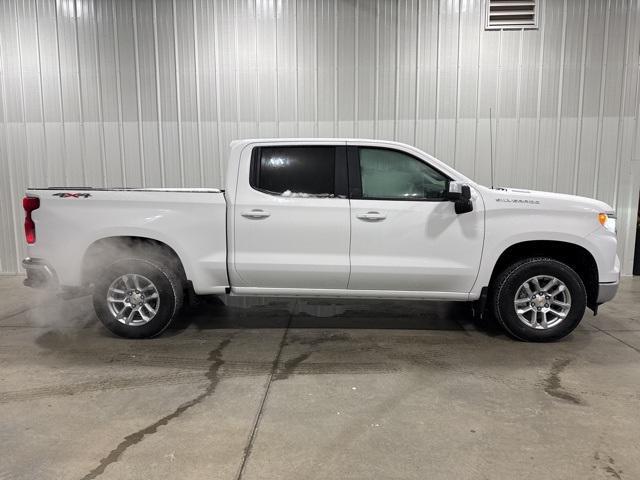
[{"xmin": 470, "ymin": 230, "xmax": 602, "ymax": 298}]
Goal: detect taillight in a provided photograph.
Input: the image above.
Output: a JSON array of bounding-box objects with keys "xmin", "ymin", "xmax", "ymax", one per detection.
[{"xmin": 23, "ymin": 196, "xmax": 40, "ymax": 244}]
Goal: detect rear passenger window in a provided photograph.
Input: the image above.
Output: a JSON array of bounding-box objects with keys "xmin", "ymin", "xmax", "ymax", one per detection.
[{"xmin": 251, "ymin": 146, "xmax": 335, "ymax": 197}]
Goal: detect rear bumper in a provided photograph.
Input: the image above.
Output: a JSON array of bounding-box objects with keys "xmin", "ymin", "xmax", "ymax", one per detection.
[
  {"xmin": 22, "ymin": 257, "xmax": 58, "ymax": 289},
  {"xmin": 597, "ymin": 280, "xmax": 619, "ymax": 304}
]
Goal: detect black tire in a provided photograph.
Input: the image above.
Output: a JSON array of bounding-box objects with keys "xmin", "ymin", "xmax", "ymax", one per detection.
[
  {"xmin": 492, "ymin": 257, "xmax": 586, "ymax": 342},
  {"xmin": 93, "ymin": 257, "xmax": 184, "ymax": 339}
]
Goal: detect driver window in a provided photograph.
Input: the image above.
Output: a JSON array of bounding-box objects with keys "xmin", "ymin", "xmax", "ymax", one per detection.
[{"xmin": 359, "ymin": 148, "xmax": 448, "ymax": 200}]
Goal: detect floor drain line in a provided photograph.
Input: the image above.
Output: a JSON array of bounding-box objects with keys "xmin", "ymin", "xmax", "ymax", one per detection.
[
  {"xmin": 588, "ymin": 321, "xmax": 640, "ymax": 355},
  {"xmin": 234, "ymin": 314, "xmax": 292, "ymax": 480}
]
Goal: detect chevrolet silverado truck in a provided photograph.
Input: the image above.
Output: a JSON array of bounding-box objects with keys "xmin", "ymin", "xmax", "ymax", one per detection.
[{"xmin": 21, "ymin": 138, "xmax": 619, "ymax": 341}]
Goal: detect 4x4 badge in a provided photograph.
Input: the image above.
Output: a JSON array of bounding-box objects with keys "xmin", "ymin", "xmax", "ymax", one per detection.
[{"xmin": 52, "ymin": 192, "xmax": 91, "ymax": 198}]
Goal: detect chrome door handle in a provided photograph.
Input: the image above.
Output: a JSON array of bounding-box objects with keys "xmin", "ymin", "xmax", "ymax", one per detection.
[
  {"xmin": 356, "ymin": 211, "xmax": 386, "ymax": 221},
  {"xmin": 241, "ymin": 209, "xmax": 271, "ymax": 219}
]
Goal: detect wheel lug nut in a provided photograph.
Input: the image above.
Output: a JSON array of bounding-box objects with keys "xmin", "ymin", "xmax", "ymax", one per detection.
[{"xmin": 545, "ymin": 304, "xmax": 549, "ymax": 308}]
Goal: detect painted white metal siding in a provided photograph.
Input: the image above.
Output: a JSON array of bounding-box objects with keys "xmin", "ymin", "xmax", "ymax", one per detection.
[{"xmin": 1, "ymin": 0, "xmax": 639, "ymax": 274}]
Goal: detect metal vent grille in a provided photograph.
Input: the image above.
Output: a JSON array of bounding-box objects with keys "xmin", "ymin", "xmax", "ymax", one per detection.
[{"xmin": 486, "ymin": 0, "xmax": 538, "ymax": 30}]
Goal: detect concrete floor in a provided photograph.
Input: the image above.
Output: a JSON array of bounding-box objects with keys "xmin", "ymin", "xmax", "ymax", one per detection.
[{"xmin": 1, "ymin": 276, "xmax": 639, "ymax": 480}]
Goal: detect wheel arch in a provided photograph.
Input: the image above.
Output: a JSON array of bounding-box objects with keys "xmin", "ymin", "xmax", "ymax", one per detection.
[
  {"xmin": 81, "ymin": 236, "xmax": 188, "ymax": 286},
  {"xmin": 488, "ymin": 240, "xmax": 599, "ymax": 312}
]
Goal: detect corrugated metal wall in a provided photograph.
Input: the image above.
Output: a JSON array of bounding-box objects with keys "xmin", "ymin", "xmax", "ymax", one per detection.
[{"xmin": 1, "ymin": 0, "xmax": 639, "ymax": 275}]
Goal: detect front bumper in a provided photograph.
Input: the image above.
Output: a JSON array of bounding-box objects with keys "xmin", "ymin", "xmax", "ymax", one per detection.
[
  {"xmin": 22, "ymin": 257, "xmax": 58, "ymax": 289},
  {"xmin": 597, "ymin": 280, "xmax": 619, "ymax": 304}
]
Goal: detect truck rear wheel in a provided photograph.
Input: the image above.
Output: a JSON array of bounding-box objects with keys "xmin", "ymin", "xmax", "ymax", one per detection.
[
  {"xmin": 93, "ymin": 258, "xmax": 183, "ymax": 338},
  {"xmin": 492, "ymin": 257, "xmax": 586, "ymax": 342}
]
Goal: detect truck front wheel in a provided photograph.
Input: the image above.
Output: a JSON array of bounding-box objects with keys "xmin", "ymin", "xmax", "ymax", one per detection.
[
  {"xmin": 492, "ymin": 257, "xmax": 587, "ymax": 342},
  {"xmin": 93, "ymin": 258, "xmax": 184, "ymax": 338}
]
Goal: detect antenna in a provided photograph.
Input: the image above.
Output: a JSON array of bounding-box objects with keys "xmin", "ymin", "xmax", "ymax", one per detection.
[{"xmin": 489, "ymin": 107, "xmax": 495, "ymax": 189}]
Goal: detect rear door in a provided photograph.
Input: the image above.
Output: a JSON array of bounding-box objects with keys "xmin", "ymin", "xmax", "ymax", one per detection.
[
  {"xmin": 347, "ymin": 143, "xmax": 484, "ymax": 294},
  {"xmin": 232, "ymin": 143, "xmax": 351, "ymax": 289}
]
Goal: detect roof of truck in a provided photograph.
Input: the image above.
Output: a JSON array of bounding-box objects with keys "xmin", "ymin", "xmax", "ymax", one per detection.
[{"xmin": 230, "ymin": 138, "xmax": 417, "ymax": 148}]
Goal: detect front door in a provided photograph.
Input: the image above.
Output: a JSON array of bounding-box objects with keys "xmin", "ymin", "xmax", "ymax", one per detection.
[
  {"xmin": 232, "ymin": 143, "xmax": 351, "ymax": 289},
  {"xmin": 347, "ymin": 144, "xmax": 484, "ymax": 294}
]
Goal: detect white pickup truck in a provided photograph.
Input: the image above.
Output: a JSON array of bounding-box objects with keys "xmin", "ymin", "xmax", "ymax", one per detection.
[{"xmin": 22, "ymin": 138, "xmax": 619, "ymax": 341}]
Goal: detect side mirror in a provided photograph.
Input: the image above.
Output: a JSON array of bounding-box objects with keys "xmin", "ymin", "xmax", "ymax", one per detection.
[{"xmin": 447, "ymin": 181, "xmax": 473, "ymax": 214}]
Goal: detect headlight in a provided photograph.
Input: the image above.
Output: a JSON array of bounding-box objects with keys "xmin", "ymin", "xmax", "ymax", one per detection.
[{"xmin": 598, "ymin": 212, "xmax": 616, "ymax": 233}]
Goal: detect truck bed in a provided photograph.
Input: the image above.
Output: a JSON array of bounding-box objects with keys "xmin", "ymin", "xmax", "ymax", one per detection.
[{"xmin": 25, "ymin": 187, "xmax": 229, "ymax": 294}]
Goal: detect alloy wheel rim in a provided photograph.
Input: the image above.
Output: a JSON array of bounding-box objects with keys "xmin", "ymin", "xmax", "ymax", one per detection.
[
  {"xmin": 106, "ymin": 274, "xmax": 160, "ymax": 326},
  {"xmin": 514, "ymin": 275, "xmax": 571, "ymax": 330}
]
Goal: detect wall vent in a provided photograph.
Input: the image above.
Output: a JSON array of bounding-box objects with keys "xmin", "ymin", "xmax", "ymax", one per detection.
[{"xmin": 486, "ymin": 0, "xmax": 538, "ymax": 30}]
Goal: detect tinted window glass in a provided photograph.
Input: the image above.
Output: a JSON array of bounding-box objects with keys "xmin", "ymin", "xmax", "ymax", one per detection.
[
  {"xmin": 254, "ymin": 147, "xmax": 335, "ymax": 196},
  {"xmin": 359, "ymin": 148, "xmax": 448, "ymax": 200}
]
